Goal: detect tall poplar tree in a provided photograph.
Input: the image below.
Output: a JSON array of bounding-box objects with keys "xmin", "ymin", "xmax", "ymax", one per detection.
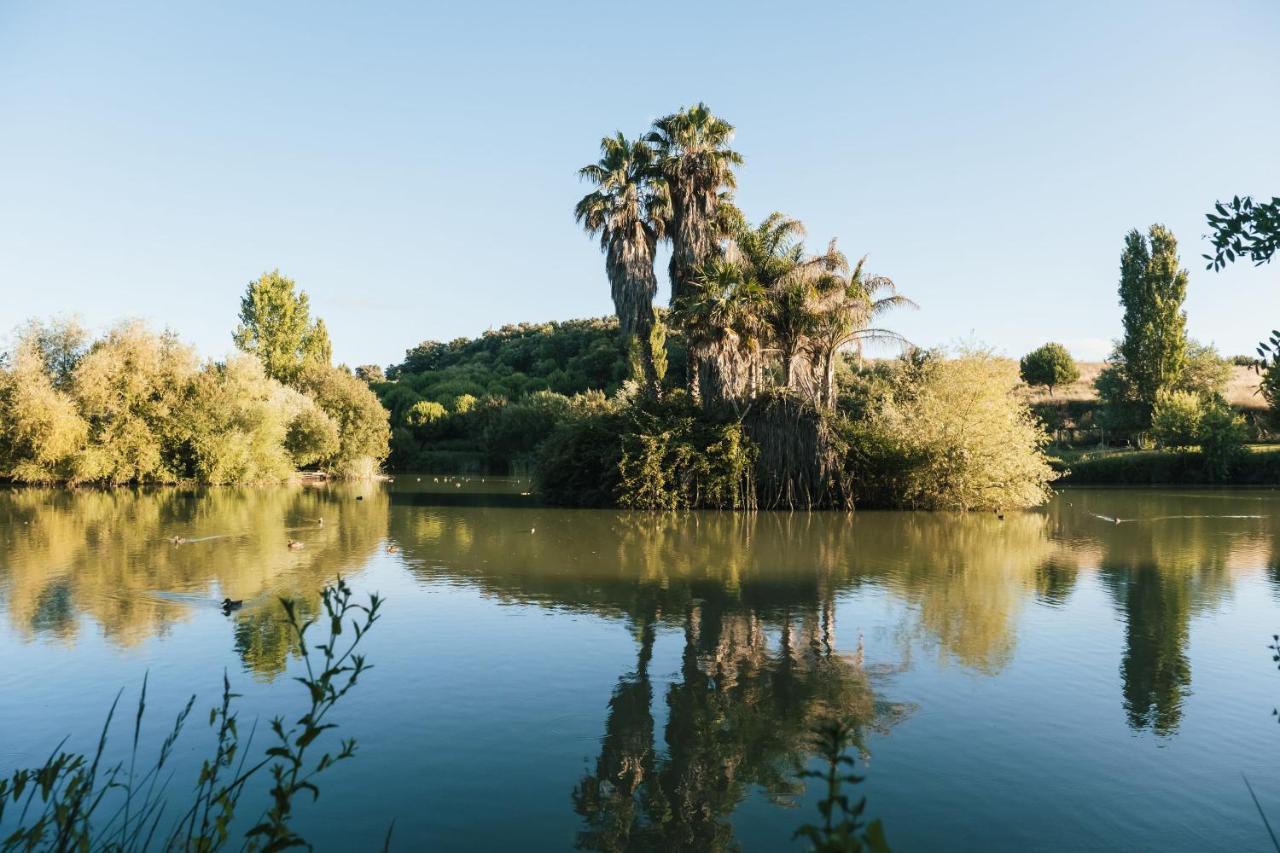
[{"xmin": 1116, "ymin": 225, "xmax": 1189, "ymax": 421}]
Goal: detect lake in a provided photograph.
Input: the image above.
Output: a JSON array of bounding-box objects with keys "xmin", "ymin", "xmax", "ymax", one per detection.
[{"xmin": 3, "ymin": 481, "xmax": 1280, "ymax": 851}]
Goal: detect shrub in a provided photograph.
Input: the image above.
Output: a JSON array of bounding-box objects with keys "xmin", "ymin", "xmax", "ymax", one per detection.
[
  {"xmin": 1199, "ymin": 401, "xmax": 1248, "ymax": 481},
  {"xmin": 616, "ymin": 401, "xmax": 756, "ymax": 511},
  {"xmin": 406, "ymin": 400, "xmax": 448, "ymax": 428},
  {"xmin": 1150, "ymin": 389, "xmax": 1203, "ymax": 449},
  {"xmin": 1019, "ymin": 343, "xmax": 1079, "ymax": 396},
  {"xmin": 848, "ymin": 350, "xmax": 1056, "ymax": 510}
]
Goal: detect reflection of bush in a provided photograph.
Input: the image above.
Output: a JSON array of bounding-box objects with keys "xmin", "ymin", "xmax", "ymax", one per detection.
[{"xmin": 0, "ymin": 485, "xmax": 386, "ymax": 678}]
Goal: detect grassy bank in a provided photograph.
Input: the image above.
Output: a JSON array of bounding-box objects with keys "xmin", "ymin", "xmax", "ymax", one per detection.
[{"xmin": 1055, "ymin": 444, "xmax": 1280, "ymax": 486}]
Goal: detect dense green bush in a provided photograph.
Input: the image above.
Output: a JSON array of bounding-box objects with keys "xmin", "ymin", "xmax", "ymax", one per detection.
[
  {"xmin": 1150, "ymin": 390, "xmax": 1203, "ymax": 449},
  {"xmin": 617, "ymin": 399, "xmax": 756, "ymax": 510}
]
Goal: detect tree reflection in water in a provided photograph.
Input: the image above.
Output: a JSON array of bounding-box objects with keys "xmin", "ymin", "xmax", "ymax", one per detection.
[
  {"xmin": 572, "ymin": 590, "xmax": 910, "ymax": 852},
  {"xmin": 0, "ymin": 484, "xmax": 388, "ymax": 677}
]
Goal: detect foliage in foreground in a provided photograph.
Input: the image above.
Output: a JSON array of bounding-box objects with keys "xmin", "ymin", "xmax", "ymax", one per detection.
[
  {"xmin": 795, "ymin": 719, "xmax": 890, "ymax": 853},
  {"xmin": 0, "ymin": 578, "xmax": 382, "ymax": 851}
]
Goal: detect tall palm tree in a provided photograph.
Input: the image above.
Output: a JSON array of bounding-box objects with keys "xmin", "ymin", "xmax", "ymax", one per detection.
[
  {"xmin": 575, "ymin": 133, "xmax": 670, "ymax": 392},
  {"xmin": 808, "ymin": 257, "xmax": 915, "ymax": 408},
  {"xmin": 674, "ymin": 258, "xmax": 765, "ymax": 407},
  {"xmin": 646, "ymin": 104, "xmax": 743, "ymax": 308}
]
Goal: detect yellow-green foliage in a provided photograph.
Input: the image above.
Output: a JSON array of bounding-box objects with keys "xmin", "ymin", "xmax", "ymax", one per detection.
[
  {"xmin": 297, "ymin": 364, "xmax": 391, "ymax": 479},
  {"xmin": 855, "ymin": 351, "xmax": 1056, "ymax": 510},
  {"xmin": 0, "ymin": 319, "xmax": 387, "ymax": 485},
  {"xmin": 179, "ymin": 355, "xmax": 295, "ymax": 483},
  {"xmin": 1150, "ymin": 390, "xmax": 1203, "ymax": 448},
  {"xmin": 0, "ymin": 338, "xmax": 88, "ymax": 483},
  {"xmin": 71, "ymin": 321, "xmax": 196, "ymax": 484},
  {"xmin": 617, "ymin": 403, "xmax": 757, "ymax": 511}
]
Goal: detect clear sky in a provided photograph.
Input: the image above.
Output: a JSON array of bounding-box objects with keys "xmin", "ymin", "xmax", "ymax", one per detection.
[{"xmin": 2, "ymin": 1, "xmax": 1277, "ymax": 369}]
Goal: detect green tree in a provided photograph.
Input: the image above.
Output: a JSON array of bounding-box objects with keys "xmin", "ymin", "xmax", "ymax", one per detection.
[
  {"xmin": 298, "ymin": 363, "xmax": 391, "ymax": 477},
  {"xmin": 1111, "ymin": 225, "xmax": 1190, "ymax": 426},
  {"xmin": 1019, "ymin": 343, "xmax": 1079, "ymax": 396},
  {"xmin": 354, "ymin": 364, "xmax": 385, "ymax": 383},
  {"xmin": 0, "ymin": 332, "xmax": 88, "ymax": 483},
  {"xmin": 233, "ymin": 270, "xmax": 332, "ymax": 384},
  {"xmin": 576, "ymin": 133, "xmax": 669, "ymax": 392},
  {"xmin": 645, "ymin": 104, "xmax": 742, "ymax": 308}
]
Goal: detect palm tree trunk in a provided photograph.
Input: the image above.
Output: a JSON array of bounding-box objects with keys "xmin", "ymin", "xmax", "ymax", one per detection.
[{"xmin": 822, "ymin": 351, "xmax": 837, "ymax": 409}]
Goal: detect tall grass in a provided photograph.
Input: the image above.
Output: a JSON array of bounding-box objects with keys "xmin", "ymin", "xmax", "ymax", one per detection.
[{"xmin": 0, "ymin": 577, "xmax": 382, "ymax": 852}]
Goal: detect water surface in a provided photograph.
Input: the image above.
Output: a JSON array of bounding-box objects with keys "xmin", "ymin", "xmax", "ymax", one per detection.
[{"xmin": 2, "ymin": 482, "xmax": 1280, "ymax": 851}]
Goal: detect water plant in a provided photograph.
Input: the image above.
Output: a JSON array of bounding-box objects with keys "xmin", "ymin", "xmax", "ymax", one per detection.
[{"xmin": 0, "ymin": 577, "xmax": 382, "ymax": 851}]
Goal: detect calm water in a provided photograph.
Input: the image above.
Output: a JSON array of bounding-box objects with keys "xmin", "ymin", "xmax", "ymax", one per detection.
[{"xmin": 3, "ymin": 482, "xmax": 1280, "ymax": 851}]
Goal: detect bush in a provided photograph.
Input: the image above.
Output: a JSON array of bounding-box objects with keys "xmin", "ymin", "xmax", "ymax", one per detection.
[
  {"xmin": 847, "ymin": 350, "xmax": 1056, "ymax": 510},
  {"xmin": 1064, "ymin": 445, "xmax": 1276, "ymax": 485},
  {"xmin": 1150, "ymin": 389, "xmax": 1203, "ymax": 449},
  {"xmin": 1199, "ymin": 401, "xmax": 1247, "ymax": 481},
  {"xmin": 1019, "ymin": 342, "xmax": 1079, "ymax": 395},
  {"xmin": 406, "ymin": 400, "xmax": 448, "ymax": 428},
  {"xmin": 617, "ymin": 401, "xmax": 756, "ymax": 511},
  {"xmin": 535, "ymin": 403, "xmax": 627, "ymax": 507}
]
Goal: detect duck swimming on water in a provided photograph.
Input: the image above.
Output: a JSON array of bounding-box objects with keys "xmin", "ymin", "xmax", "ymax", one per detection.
[
  {"xmin": 287, "ymin": 539, "xmax": 305, "ymax": 550},
  {"xmin": 221, "ymin": 598, "xmax": 243, "ymax": 612}
]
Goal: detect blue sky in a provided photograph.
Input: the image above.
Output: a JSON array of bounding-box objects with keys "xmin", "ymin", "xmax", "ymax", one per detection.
[{"xmin": 1, "ymin": 0, "xmax": 1277, "ymax": 368}]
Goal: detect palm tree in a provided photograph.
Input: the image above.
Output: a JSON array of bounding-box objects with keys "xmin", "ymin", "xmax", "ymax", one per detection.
[
  {"xmin": 646, "ymin": 104, "xmax": 743, "ymax": 309},
  {"xmin": 575, "ymin": 133, "xmax": 670, "ymax": 392},
  {"xmin": 807, "ymin": 257, "xmax": 915, "ymax": 408},
  {"xmin": 674, "ymin": 258, "xmax": 765, "ymax": 407},
  {"xmin": 727, "ymin": 214, "xmax": 846, "ymax": 392}
]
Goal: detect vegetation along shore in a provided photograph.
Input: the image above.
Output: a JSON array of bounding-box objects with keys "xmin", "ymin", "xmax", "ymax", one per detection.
[{"xmin": 3, "ymin": 105, "xmax": 1278, "ymax": 503}]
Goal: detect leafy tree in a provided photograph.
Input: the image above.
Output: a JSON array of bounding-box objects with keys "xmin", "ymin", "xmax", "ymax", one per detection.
[
  {"xmin": 576, "ymin": 134, "xmax": 669, "ymax": 391},
  {"xmin": 233, "ymin": 270, "xmax": 331, "ymax": 384},
  {"xmin": 72, "ymin": 321, "xmax": 198, "ymax": 483},
  {"xmin": 846, "ymin": 349, "xmax": 1056, "ymax": 510},
  {"xmin": 0, "ymin": 332, "xmax": 88, "ymax": 482},
  {"xmin": 1205, "ymin": 194, "xmax": 1280, "ymax": 270},
  {"xmin": 354, "ymin": 364, "xmax": 385, "ymax": 383},
  {"xmin": 297, "ymin": 363, "xmax": 391, "ymax": 478},
  {"xmin": 1019, "ymin": 343, "xmax": 1079, "ymax": 396},
  {"xmin": 1102, "ymin": 225, "xmax": 1190, "ymax": 430}
]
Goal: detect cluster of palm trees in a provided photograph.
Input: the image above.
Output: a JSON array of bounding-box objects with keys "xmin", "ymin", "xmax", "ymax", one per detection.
[{"xmin": 575, "ymin": 103, "xmax": 913, "ymax": 410}]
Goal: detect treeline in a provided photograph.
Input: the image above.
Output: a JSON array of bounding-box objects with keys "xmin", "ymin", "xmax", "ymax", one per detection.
[
  {"xmin": 372, "ymin": 318, "xmax": 634, "ymax": 472},
  {"xmin": 0, "ymin": 271, "xmax": 389, "ymax": 485},
  {"xmin": 1016, "ymin": 225, "xmax": 1265, "ymax": 483}
]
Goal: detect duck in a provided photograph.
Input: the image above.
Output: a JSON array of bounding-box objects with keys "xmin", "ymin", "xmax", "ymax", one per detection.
[
  {"xmin": 316, "ymin": 517, "xmax": 324, "ymax": 527},
  {"xmin": 169, "ymin": 536, "xmax": 187, "ymax": 545},
  {"xmin": 287, "ymin": 539, "xmax": 305, "ymax": 550},
  {"xmin": 221, "ymin": 597, "xmax": 243, "ymax": 612},
  {"xmin": 386, "ymin": 544, "xmax": 400, "ymax": 554}
]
